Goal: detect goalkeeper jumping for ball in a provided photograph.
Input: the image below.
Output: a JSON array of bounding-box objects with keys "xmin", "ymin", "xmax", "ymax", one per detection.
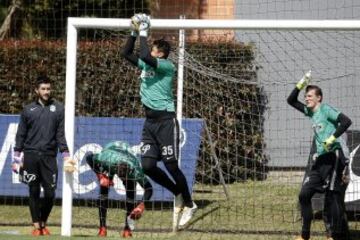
[
  {"xmin": 86, "ymin": 141, "xmax": 153, "ymax": 238},
  {"xmin": 121, "ymin": 13, "xmax": 197, "ymax": 227},
  {"xmin": 287, "ymin": 71, "xmax": 352, "ymax": 240}
]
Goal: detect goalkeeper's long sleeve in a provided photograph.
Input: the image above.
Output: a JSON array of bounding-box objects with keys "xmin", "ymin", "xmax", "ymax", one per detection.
[
  {"xmin": 333, "ymin": 113, "xmax": 352, "ymax": 138},
  {"xmin": 121, "ymin": 36, "xmax": 138, "ymax": 66},
  {"xmin": 14, "ymin": 112, "xmax": 27, "ymax": 152},
  {"xmin": 287, "ymin": 88, "xmax": 306, "ymax": 113},
  {"xmin": 139, "ymin": 36, "xmax": 157, "ymax": 68},
  {"xmin": 56, "ymin": 106, "xmax": 69, "ymax": 154}
]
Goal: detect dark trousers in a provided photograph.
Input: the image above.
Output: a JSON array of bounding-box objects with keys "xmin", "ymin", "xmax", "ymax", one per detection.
[
  {"xmin": 299, "ymin": 150, "xmax": 349, "ymax": 240},
  {"xmin": 21, "ymin": 151, "xmax": 57, "ymax": 224}
]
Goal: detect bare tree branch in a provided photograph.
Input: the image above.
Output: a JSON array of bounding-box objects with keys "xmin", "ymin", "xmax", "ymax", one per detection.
[{"xmin": 0, "ymin": 0, "xmax": 22, "ymax": 40}]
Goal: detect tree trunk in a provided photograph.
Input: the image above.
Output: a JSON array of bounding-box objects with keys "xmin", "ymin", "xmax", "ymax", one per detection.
[{"xmin": 0, "ymin": 0, "xmax": 22, "ymax": 40}]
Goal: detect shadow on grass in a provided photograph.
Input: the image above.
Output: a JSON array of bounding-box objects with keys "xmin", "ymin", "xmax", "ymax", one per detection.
[{"xmin": 0, "ymin": 196, "xmax": 216, "ymax": 210}]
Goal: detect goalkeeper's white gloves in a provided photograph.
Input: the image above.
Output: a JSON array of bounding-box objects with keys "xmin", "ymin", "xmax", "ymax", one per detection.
[
  {"xmin": 130, "ymin": 13, "xmax": 150, "ymax": 37},
  {"xmin": 138, "ymin": 15, "xmax": 150, "ymax": 37},
  {"xmin": 130, "ymin": 14, "xmax": 142, "ymax": 37},
  {"xmin": 63, "ymin": 152, "xmax": 76, "ymax": 173},
  {"xmin": 12, "ymin": 151, "xmax": 23, "ymax": 174},
  {"xmin": 296, "ymin": 70, "xmax": 312, "ymax": 90}
]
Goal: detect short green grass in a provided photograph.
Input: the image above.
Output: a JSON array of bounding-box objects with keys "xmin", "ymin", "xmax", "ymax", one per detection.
[{"xmin": 0, "ymin": 180, "xmax": 359, "ymax": 239}]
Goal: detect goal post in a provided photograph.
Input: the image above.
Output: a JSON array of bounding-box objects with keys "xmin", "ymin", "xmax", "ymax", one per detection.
[{"xmin": 63, "ymin": 17, "xmax": 360, "ymax": 236}]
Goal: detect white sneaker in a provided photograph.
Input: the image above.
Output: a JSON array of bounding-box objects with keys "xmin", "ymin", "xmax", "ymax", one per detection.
[
  {"xmin": 179, "ymin": 202, "xmax": 197, "ymax": 226},
  {"xmin": 127, "ymin": 216, "xmax": 135, "ymax": 231}
]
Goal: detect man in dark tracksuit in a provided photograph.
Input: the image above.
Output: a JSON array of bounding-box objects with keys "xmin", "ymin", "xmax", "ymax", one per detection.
[
  {"xmin": 12, "ymin": 75, "xmax": 75, "ymax": 236},
  {"xmin": 287, "ymin": 71, "xmax": 352, "ymax": 240}
]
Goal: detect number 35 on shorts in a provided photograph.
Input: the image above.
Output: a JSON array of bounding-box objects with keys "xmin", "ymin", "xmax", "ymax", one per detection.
[{"xmin": 161, "ymin": 145, "xmax": 174, "ymax": 157}]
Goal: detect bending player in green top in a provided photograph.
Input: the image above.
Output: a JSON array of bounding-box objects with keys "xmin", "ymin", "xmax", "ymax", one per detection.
[
  {"xmin": 86, "ymin": 141, "xmax": 153, "ymax": 238},
  {"xmin": 287, "ymin": 71, "xmax": 352, "ymax": 240}
]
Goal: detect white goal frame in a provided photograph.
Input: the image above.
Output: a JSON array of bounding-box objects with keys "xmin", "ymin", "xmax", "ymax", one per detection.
[{"xmin": 63, "ymin": 17, "xmax": 360, "ymax": 236}]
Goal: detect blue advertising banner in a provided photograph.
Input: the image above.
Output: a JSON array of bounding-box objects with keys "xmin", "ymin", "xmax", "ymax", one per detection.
[{"xmin": 0, "ymin": 115, "xmax": 203, "ymax": 201}]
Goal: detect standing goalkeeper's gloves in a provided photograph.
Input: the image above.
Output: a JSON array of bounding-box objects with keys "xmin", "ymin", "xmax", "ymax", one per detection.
[
  {"xmin": 322, "ymin": 135, "xmax": 336, "ymax": 152},
  {"xmin": 63, "ymin": 152, "xmax": 76, "ymax": 173},
  {"xmin": 296, "ymin": 70, "xmax": 312, "ymax": 90},
  {"xmin": 12, "ymin": 151, "xmax": 23, "ymax": 174}
]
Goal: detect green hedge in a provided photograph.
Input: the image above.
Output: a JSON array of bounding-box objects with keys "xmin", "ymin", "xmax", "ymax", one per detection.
[{"xmin": 0, "ymin": 40, "xmax": 269, "ymax": 184}]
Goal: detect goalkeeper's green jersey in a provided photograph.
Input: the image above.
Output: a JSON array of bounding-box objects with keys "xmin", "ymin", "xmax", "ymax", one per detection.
[
  {"xmin": 304, "ymin": 103, "xmax": 347, "ymax": 156},
  {"xmin": 137, "ymin": 58, "xmax": 176, "ymax": 112},
  {"xmin": 93, "ymin": 141, "xmax": 145, "ymax": 181}
]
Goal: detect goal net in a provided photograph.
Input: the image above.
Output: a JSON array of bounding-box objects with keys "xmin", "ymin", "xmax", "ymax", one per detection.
[
  {"xmin": 62, "ymin": 19, "xmax": 360, "ymax": 239},
  {"xmin": 1, "ymin": 17, "xmax": 360, "ymax": 239}
]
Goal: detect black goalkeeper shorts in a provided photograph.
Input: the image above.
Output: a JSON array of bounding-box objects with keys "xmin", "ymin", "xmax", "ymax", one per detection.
[
  {"xmin": 140, "ymin": 117, "xmax": 180, "ymax": 163},
  {"xmin": 302, "ymin": 149, "xmax": 347, "ymax": 193},
  {"xmin": 20, "ymin": 151, "xmax": 58, "ymax": 189}
]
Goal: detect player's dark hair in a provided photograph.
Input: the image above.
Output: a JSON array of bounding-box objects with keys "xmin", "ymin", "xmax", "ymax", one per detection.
[
  {"xmin": 306, "ymin": 85, "xmax": 323, "ymax": 102},
  {"xmin": 153, "ymin": 39, "xmax": 171, "ymax": 59},
  {"xmin": 35, "ymin": 75, "xmax": 51, "ymax": 88}
]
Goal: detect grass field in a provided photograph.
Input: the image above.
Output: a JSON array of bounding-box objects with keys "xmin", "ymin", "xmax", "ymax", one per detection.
[{"xmin": 0, "ymin": 179, "xmax": 359, "ymax": 239}]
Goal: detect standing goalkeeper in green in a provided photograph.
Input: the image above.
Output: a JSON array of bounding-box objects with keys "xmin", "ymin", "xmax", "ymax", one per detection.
[
  {"xmin": 121, "ymin": 13, "xmax": 197, "ymax": 227},
  {"xmin": 287, "ymin": 71, "xmax": 352, "ymax": 240},
  {"xmin": 86, "ymin": 141, "xmax": 153, "ymax": 238}
]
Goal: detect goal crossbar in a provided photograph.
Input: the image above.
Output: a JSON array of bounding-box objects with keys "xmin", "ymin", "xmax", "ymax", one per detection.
[{"xmin": 68, "ymin": 17, "xmax": 360, "ymax": 30}]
